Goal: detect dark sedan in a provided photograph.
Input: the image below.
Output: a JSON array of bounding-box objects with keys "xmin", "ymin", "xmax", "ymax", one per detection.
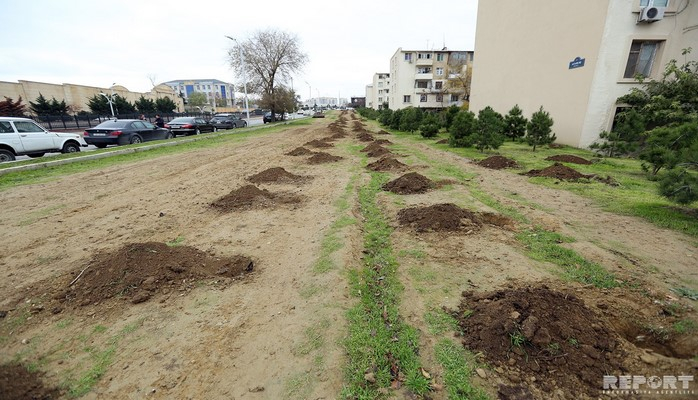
[
  {"xmin": 210, "ymin": 114, "xmax": 247, "ymax": 130},
  {"xmin": 83, "ymin": 119, "xmax": 172, "ymax": 148},
  {"xmin": 263, "ymin": 112, "xmax": 284, "ymax": 124},
  {"xmin": 165, "ymin": 117, "xmax": 214, "ymax": 136}
]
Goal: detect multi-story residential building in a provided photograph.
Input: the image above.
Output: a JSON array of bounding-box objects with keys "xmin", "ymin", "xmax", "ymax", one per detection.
[
  {"xmin": 163, "ymin": 79, "xmax": 236, "ymax": 110},
  {"xmin": 302, "ymin": 96, "xmax": 348, "ymax": 109},
  {"xmin": 388, "ymin": 48, "xmax": 474, "ymax": 111},
  {"xmin": 366, "ymin": 73, "xmax": 390, "ymax": 110},
  {"xmin": 469, "ymin": 0, "xmax": 698, "ymax": 148}
]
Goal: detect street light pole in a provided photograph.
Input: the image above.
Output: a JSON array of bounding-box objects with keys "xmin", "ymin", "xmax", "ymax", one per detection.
[
  {"xmin": 226, "ymin": 36, "xmax": 250, "ymax": 121},
  {"xmin": 99, "ymin": 91, "xmax": 115, "ymax": 117}
]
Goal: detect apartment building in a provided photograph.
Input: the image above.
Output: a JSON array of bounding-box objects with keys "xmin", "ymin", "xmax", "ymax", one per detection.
[
  {"xmin": 365, "ymin": 73, "xmax": 390, "ymax": 109},
  {"xmin": 388, "ymin": 48, "xmax": 474, "ymax": 111},
  {"xmin": 163, "ymin": 79, "xmax": 236, "ymax": 110},
  {"xmin": 469, "ymin": 0, "xmax": 698, "ymax": 148}
]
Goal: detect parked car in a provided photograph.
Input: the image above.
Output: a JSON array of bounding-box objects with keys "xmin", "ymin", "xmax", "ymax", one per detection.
[
  {"xmin": 0, "ymin": 117, "xmax": 87, "ymax": 162},
  {"xmin": 165, "ymin": 117, "xmax": 214, "ymax": 136},
  {"xmin": 83, "ymin": 119, "xmax": 172, "ymax": 148},
  {"xmin": 209, "ymin": 114, "xmax": 247, "ymax": 130},
  {"xmin": 263, "ymin": 112, "xmax": 284, "ymax": 124},
  {"xmin": 312, "ymin": 111, "xmax": 325, "ymax": 118}
]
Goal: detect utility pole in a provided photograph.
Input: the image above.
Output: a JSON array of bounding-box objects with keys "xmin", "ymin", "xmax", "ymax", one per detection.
[{"xmin": 226, "ymin": 36, "xmax": 250, "ymax": 121}]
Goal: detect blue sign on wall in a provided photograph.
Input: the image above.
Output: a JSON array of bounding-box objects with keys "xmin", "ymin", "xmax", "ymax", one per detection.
[{"xmin": 569, "ymin": 57, "xmax": 585, "ymax": 69}]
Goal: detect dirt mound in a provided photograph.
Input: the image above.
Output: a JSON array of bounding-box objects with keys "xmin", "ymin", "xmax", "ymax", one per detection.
[
  {"xmin": 373, "ymin": 139, "xmax": 392, "ymax": 145},
  {"xmin": 53, "ymin": 242, "xmax": 254, "ymax": 307},
  {"xmin": 476, "ymin": 155, "xmax": 519, "ymax": 170},
  {"xmin": 545, "ymin": 154, "xmax": 592, "ymax": 165},
  {"xmin": 367, "ymin": 147, "xmax": 391, "ymax": 158},
  {"xmin": 0, "ymin": 363, "xmax": 61, "ymax": 400},
  {"xmin": 452, "ymin": 285, "xmax": 624, "ymax": 398},
  {"xmin": 524, "ymin": 162, "xmax": 594, "ymax": 181},
  {"xmin": 376, "ymin": 130, "xmax": 391, "ymax": 135},
  {"xmin": 366, "ymin": 156, "xmax": 408, "ymax": 172},
  {"xmin": 397, "ymin": 203, "xmax": 481, "ymax": 232},
  {"xmin": 383, "ymin": 172, "xmax": 434, "ymax": 194},
  {"xmin": 304, "ymin": 139, "xmax": 334, "ymax": 148},
  {"xmin": 307, "ymin": 152, "xmax": 343, "ymax": 164},
  {"xmin": 285, "ymin": 147, "xmax": 315, "ymax": 156},
  {"xmin": 326, "ymin": 132, "xmax": 347, "ymax": 140},
  {"xmin": 436, "ymin": 139, "xmax": 449, "ymax": 144},
  {"xmin": 357, "ymin": 133, "xmax": 375, "ymax": 142},
  {"xmin": 211, "ymin": 184, "xmax": 302, "ymax": 210},
  {"xmin": 247, "ymin": 167, "xmax": 308, "ymax": 184}
]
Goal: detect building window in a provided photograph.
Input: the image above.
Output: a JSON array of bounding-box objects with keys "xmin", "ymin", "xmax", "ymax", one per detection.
[
  {"xmin": 436, "ymin": 94, "xmax": 443, "ymax": 102},
  {"xmin": 417, "ymin": 67, "xmax": 432, "ymax": 74},
  {"xmin": 640, "ymin": 0, "xmax": 668, "ymax": 5},
  {"xmin": 403, "ymin": 95, "xmax": 411, "ymax": 103},
  {"xmin": 436, "ymin": 67, "xmax": 444, "ymax": 76},
  {"xmin": 451, "ymin": 94, "xmax": 459, "ymax": 102},
  {"xmin": 435, "ymin": 81, "xmax": 443, "ymax": 89},
  {"xmin": 404, "ymin": 53, "xmax": 412, "ymax": 61},
  {"xmin": 418, "ymin": 53, "xmax": 432, "ymax": 59},
  {"xmin": 385, "ymin": 89, "xmax": 389, "ymax": 93},
  {"xmin": 378, "ymin": 82, "xmax": 383, "ymax": 87},
  {"xmin": 624, "ymin": 40, "xmax": 662, "ymax": 78},
  {"xmin": 436, "ymin": 53, "xmax": 444, "ymax": 61},
  {"xmin": 416, "ymin": 81, "xmax": 429, "ymax": 89},
  {"xmin": 420, "ymin": 94, "xmax": 427, "ymax": 102},
  {"xmin": 378, "ymin": 97, "xmax": 383, "ymax": 102}
]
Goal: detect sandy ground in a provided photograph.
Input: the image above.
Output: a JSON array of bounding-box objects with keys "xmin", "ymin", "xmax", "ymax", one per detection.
[{"xmin": 1, "ymin": 112, "xmax": 696, "ymax": 399}]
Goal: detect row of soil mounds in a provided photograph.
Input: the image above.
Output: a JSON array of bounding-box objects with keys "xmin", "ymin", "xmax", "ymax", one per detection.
[
  {"xmin": 476, "ymin": 154, "xmax": 592, "ymax": 171},
  {"xmin": 452, "ymin": 285, "xmax": 625, "ymax": 399},
  {"xmin": 397, "ymin": 203, "xmax": 514, "ymax": 232},
  {"xmin": 51, "ymin": 242, "xmax": 254, "ymax": 308}
]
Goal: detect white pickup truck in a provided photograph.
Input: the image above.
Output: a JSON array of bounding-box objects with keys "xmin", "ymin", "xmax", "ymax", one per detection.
[{"xmin": 0, "ymin": 117, "xmax": 87, "ymax": 162}]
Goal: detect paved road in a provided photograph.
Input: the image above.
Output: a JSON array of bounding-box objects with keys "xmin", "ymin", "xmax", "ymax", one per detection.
[{"xmin": 12, "ymin": 115, "xmax": 306, "ymax": 161}]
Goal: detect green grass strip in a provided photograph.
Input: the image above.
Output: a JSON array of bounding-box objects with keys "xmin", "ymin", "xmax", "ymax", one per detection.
[
  {"xmin": 342, "ymin": 172, "xmax": 429, "ymax": 398},
  {"xmin": 516, "ymin": 227, "xmax": 618, "ymax": 288},
  {"xmin": 435, "ymin": 339, "xmax": 490, "ymax": 400}
]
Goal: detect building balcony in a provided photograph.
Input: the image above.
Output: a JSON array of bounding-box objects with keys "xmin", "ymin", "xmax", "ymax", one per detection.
[
  {"xmin": 415, "ymin": 58, "xmax": 433, "ymax": 66},
  {"xmin": 415, "ymin": 73, "xmax": 433, "ymax": 80}
]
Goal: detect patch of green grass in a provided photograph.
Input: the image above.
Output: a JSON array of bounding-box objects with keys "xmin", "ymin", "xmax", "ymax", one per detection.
[
  {"xmin": 509, "ymin": 329, "xmax": 528, "ymax": 348},
  {"xmin": 56, "ymin": 319, "xmax": 73, "ymax": 329},
  {"xmin": 92, "ymin": 325, "xmax": 107, "ymax": 334},
  {"xmin": 425, "ymin": 309, "xmax": 459, "ymax": 335},
  {"xmin": 299, "ymin": 283, "xmax": 322, "ymax": 299},
  {"xmin": 293, "ymin": 318, "xmax": 331, "ymax": 356},
  {"xmin": 672, "ymin": 319, "xmax": 698, "ymax": 334},
  {"xmin": 18, "ymin": 204, "xmax": 66, "ymax": 226},
  {"xmin": 671, "ymin": 287, "xmax": 698, "ymax": 301},
  {"xmin": 342, "ymin": 172, "xmax": 430, "ymax": 398},
  {"xmin": 397, "ymin": 248, "xmax": 427, "ymax": 260},
  {"xmin": 434, "ymin": 339, "xmax": 490, "ymax": 400},
  {"xmin": 285, "ymin": 371, "xmax": 313, "ymax": 399},
  {"xmin": 469, "ymin": 186, "xmax": 529, "ymax": 224},
  {"xmin": 516, "ymin": 227, "xmax": 618, "ymax": 288},
  {"xmin": 165, "ymin": 236, "xmax": 185, "ymax": 247}
]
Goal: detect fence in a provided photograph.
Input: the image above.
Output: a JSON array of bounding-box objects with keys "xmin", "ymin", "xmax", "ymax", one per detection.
[{"xmin": 28, "ymin": 112, "xmax": 220, "ymax": 131}]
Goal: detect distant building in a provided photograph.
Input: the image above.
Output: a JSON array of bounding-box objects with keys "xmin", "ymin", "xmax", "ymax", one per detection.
[
  {"xmin": 365, "ymin": 73, "xmax": 390, "ymax": 109},
  {"xmin": 388, "ymin": 48, "xmax": 473, "ymax": 111},
  {"xmin": 163, "ymin": 79, "xmax": 236, "ymax": 111},
  {"xmin": 302, "ymin": 97, "xmax": 348, "ymax": 109},
  {"xmin": 469, "ymin": 0, "xmax": 698, "ymax": 148}
]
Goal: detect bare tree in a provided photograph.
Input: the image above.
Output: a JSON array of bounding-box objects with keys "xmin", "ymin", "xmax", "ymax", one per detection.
[
  {"xmin": 228, "ymin": 29, "xmax": 308, "ymax": 121},
  {"xmin": 446, "ymin": 61, "xmax": 473, "ymax": 107}
]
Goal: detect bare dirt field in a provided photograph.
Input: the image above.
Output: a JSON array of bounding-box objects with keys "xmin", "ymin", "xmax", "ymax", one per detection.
[{"xmin": 1, "ymin": 111, "xmax": 696, "ymax": 399}]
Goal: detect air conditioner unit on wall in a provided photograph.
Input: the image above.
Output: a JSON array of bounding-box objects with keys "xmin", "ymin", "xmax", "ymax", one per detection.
[{"xmin": 638, "ymin": 5, "xmax": 666, "ymax": 22}]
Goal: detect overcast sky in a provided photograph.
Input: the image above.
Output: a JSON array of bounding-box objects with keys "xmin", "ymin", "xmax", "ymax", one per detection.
[{"xmin": 1, "ymin": 0, "xmax": 478, "ymax": 101}]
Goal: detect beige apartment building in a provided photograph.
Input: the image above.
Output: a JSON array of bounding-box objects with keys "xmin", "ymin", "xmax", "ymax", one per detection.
[
  {"xmin": 469, "ymin": 0, "xmax": 698, "ymax": 148},
  {"xmin": 365, "ymin": 73, "xmax": 391, "ymax": 109},
  {"xmin": 387, "ymin": 48, "xmax": 474, "ymax": 111},
  {"xmin": 0, "ymin": 80, "xmax": 184, "ymax": 114}
]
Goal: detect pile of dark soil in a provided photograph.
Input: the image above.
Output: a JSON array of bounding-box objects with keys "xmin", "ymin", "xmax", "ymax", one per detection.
[
  {"xmin": 452, "ymin": 286, "xmax": 625, "ymax": 398},
  {"xmin": 594, "ymin": 175, "xmax": 619, "ymax": 186},
  {"xmin": 545, "ymin": 154, "xmax": 592, "ymax": 165},
  {"xmin": 397, "ymin": 203, "xmax": 481, "ymax": 232},
  {"xmin": 357, "ymin": 133, "xmax": 375, "ymax": 142},
  {"xmin": 383, "ymin": 172, "xmax": 434, "ymax": 194},
  {"xmin": 54, "ymin": 242, "xmax": 254, "ymax": 307},
  {"xmin": 247, "ymin": 167, "xmax": 308, "ymax": 184},
  {"xmin": 436, "ymin": 139, "xmax": 449, "ymax": 144},
  {"xmin": 0, "ymin": 363, "xmax": 61, "ymax": 400},
  {"xmin": 352, "ymin": 121, "xmax": 366, "ymax": 131},
  {"xmin": 285, "ymin": 147, "xmax": 315, "ymax": 156},
  {"xmin": 326, "ymin": 132, "xmax": 347, "ymax": 140},
  {"xmin": 304, "ymin": 139, "xmax": 334, "ymax": 148},
  {"xmin": 366, "ymin": 156, "xmax": 408, "ymax": 172},
  {"xmin": 373, "ymin": 139, "xmax": 392, "ymax": 145},
  {"xmin": 524, "ymin": 163, "xmax": 594, "ymax": 181},
  {"xmin": 361, "ymin": 142, "xmax": 392, "ymax": 158},
  {"xmin": 307, "ymin": 152, "xmax": 343, "ymax": 164},
  {"xmin": 476, "ymin": 155, "xmax": 519, "ymax": 170},
  {"xmin": 376, "ymin": 130, "xmax": 391, "ymax": 135},
  {"xmin": 211, "ymin": 184, "xmax": 302, "ymax": 210}
]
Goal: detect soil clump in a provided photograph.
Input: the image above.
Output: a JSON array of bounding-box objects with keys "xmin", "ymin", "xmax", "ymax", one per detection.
[
  {"xmin": 524, "ymin": 163, "xmax": 594, "ymax": 181},
  {"xmin": 367, "ymin": 156, "xmax": 408, "ymax": 172},
  {"xmin": 211, "ymin": 184, "xmax": 302, "ymax": 210},
  {"xmin": 357, "ymin": 133, "xmax": 375, "ymax": 142},
  {"xmin": 397, "ymin": 203, "xmax": 481, "ymax": 232},
  {"xmin": 304, "ymin": 139, "xmax": 334, "ymax": 148},
  {"xmin": 52, "ymin": 242, "xmax": 254, "ymax": 308},
  {"xmin": 0, "ymin": 362, "xmax": 62, "ymax": 400},
  {"xmin": 545, "ymin": 154, "xmax": 592, "ymax": 165},
  {"xmin": 307, "ymin": 152, "xmax": 343, "ymax": 164},
  {"xmin": 247, "ymin": 167, "xmax": 308, "ymax": 184},
  {"xmin": 452, "ymin": 285, "xmax": 624, "ymax": 398},
  {"xmin": 383, "ymin": 172, "xmax": 434, "ymax": 194},
  {"xmin": 285, "ymin": 147, "xmax": 315, "ymax": 156},
  {"xmin": 476, "ymin": 155, "xmax": 519, "ymax": 170}
]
